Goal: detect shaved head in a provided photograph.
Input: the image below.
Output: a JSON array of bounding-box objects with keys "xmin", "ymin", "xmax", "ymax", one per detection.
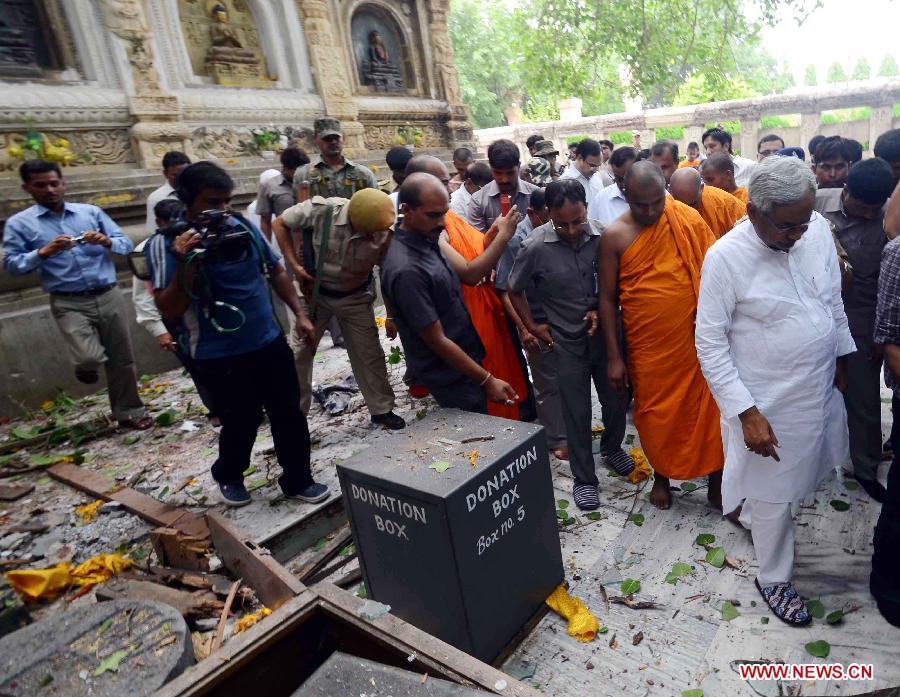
[
  {"xmin": 700, "ymin": 152, "xmax": 736, "ymax": 192},
  {"xmin": 622, "ymin": 161, "xmax": 667, "ymax": 227},
  {"xmin": 405, "ymin": 155, "xmax": 451, "ymax": 191},
  {"xmin": 669, "ymin": 168, "xmax": 704, "ymax": 210},
  {"xmin": 398, "ymin": 172, "xmax": 449, "ymax": 239},
  {"xmin": 623, "ymin": 160, "xmax": 667, "ymax": 194}
]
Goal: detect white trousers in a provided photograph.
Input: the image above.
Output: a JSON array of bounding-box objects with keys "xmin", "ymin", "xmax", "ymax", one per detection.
[{"xmin": 738, "ymin": 498, "xmax": 797, "ymax": 586}]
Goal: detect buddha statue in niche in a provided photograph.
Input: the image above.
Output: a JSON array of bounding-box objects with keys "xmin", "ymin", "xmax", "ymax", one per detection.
[
  {"xmin": 362, "ymin": 29, "xmax": 403, "ymax": 91},
  {"xmin": 206, "ymin": 3, "xmax": 258, "ymax": 66}
]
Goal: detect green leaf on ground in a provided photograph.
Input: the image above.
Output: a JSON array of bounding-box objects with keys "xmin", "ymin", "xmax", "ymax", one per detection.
[
  {"xmin": 680, "ymin": 482, "xmax": 699, "ymax": 493},
  {"xmin": 155, "ymin": 410, "xmax": 178, "ymax": 427},
  {"xmin": 313, "ymin": 537, "xmax": 328, "ymax": 551},
  {"xmin": 561, "ymin": 516, "xmax": 577, "ymax": 526},
  {"xmin": 826, "ymin": 610, "xmax": 844, "ymax": 624},
  {"xmin": 807, "ymin": 599, "xmax": 825, "ymax": 619},
  {"xmin": 666, "ymin": 562, "xmax": 693, "ymax": 584},
  {"xmin": 721, "ymin": 601, "xmax": 740, "ymax": 621},
  {"xmin": 628, "ymin": 513, "xmax": 645, "ymax": 526},
  {"xmin": 624, "ymin": 434, "xmax": 636, "ymax": 446},
  {"xmin": 429, "ymin": 460, "xmax": 452, "ymax": 474},
  {"xmin": 202, "ymin": 448, "xmax": 215, "ymax": 457},
  {"xmin": 695, "ymin": 533, "xmax": 716, "ymax": 546},
  {"xmin": 11, "ymin": 426, "xmax": 36, "ymax": 440},
  {"xmin": 761, "ymin": 617, "xmax": 769, "ymax": 624},
  {"xmin": 556, "ymin": 510, "xmax": 568, "ymax": 520},
  {"xmin": 682, "ymin": 690, "xmax": 703, "ymax": 697},
  {"xmin": 557, "ymin": 499, "xmax": 569, "ymax": 509},
  {"xmin": 98, "ymin": 618, "xmax": 113, "ymax": 635},
  {"xmin": 36, "ymin": 476, "xmax": 52, "ymax": 485},
  {"xmin": 93, "ymin": 649, "xmax": 130, "ymax": 676},
  {"xmin": 243, "ymin": 466, "xmax": 257, "ymax": 476},
  {"xmin": 38, "ymin": 674, "xmax": 53, "ymax": 687},
  {"xmin": 30, "ymin": 454, "xmax": 66, "ymax": 466},
  {"xmin": 843, "ymin": 480, "xmax": 859, "ymax": 491},
  {"xmin": 829, "ymin": 499, "xmax": 850, "ymax": 511},
  {"xmin": 356, "ymin": 584, "xmax": 367, "ymax": 599},
  {"xmin": 805, "ymin": 640, "xmax": 830, "ymax": 658},
  {"xmin": 339, "ymin": 544, "xmax": 356, "ymax": 557},
  {"xmin": 247, "ymin": 478, "xmax": 268, "ymax": 491},
  {"xmin": 705, "ymin": 547, "xmax": 726, "ymax": 568},
  {"xmin": 598, "ymin": 625, "xmax": 609, "ymax": 634},
  {"xmin": 122, "ymin": 435, "xmax": 139, "ymax": 445},
  {"xmin": 620, "ymin": 579, "xmax": 641, "ymax": 596},
  {"xmin": 586, "ymin": 512, "xmax": 604, "ymax": 521}
]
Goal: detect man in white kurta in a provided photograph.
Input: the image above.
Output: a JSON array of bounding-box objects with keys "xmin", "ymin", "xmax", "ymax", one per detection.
[{"xmin": 696, "ymin": 155, "xmax": 856, "ymax": 625}]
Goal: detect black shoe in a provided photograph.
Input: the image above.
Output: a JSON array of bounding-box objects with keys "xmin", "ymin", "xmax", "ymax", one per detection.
[
  {"xmin": 284, "ymin": 481, "xmax": 329, "ymax": 503},
  {"xmin": 218, "ymin": 480, "xmax": 251, "ymax": 507},
  {"xmin": 371, "ymin": 411, "xmax": 406, "ymax": 430},
  {"xmin": 859, "ymin": 477, "xmax": 887, "ymax": 503}
]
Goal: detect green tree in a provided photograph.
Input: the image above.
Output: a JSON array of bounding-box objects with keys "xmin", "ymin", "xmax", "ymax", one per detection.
[
  {"xmin": 851, "ymin": 57, "xmax": 871, "ymax": 81},
  {"xmin": 826, "ymin": 61, "xmax": 848, "ymax": 84},
  {"xmin": 878, "ymin": 54, "xmax": 899, "ymax": 78},
  {"xmin": 804, "ymin": 64, "xmax": 817, "ymax": 86}
]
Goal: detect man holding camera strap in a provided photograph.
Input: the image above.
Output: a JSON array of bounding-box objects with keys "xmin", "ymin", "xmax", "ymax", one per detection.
[
  {"xmin": 3, "ymin": 159, "xmax": 151, "ymax": 429},
  {"xmin": 273, "ymin": 189, "xmax": 405, "ymax": 430},
  {"xmin": 146, "ymin": 161, "xmax": 328, "ymax": 507}
]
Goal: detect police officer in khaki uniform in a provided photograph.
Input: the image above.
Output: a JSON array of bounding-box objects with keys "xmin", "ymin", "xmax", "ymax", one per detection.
[
  {"xmin": 273, "ymin": 189, "xmax": 405, "ymax": 430},
  {"xmin": 293, "ymin": 118, "xmax": 378, "ymax": 200}
]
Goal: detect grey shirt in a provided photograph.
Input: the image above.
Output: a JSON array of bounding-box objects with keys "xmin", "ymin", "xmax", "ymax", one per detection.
[
  {"xmin": 815, "ymin": 187, "xmax": 886, "ymax": 345},
  {"xmin": 466, "ymin": 178, "xmax": 540, "ymax": 232},
  {"xmin": 256, "ymin": 175, "xmax": 295, "ymax": 219},
  {"xmin": 507, "ymin": 220, "xmax": 604, "ymax": 354},
  {"xmin": 495, "ymin": 216, "xmax": 547, "ymax": 322}
]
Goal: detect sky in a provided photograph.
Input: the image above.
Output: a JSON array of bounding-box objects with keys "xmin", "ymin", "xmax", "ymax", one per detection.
[{"xmin": 762, "ymin": 0, "xmax": 898, "ymax": 84}]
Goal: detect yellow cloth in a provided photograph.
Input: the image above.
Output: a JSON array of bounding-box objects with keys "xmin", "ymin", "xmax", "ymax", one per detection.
[
  {"xmin": 678, "ymin": 159, "xmax": 702, "ymax": 169},
  {"xmin": 5, "ymin": 554, "xmax": 134, "ymax": 601},
  {"xmin": 545, "ymin": 585, "xmax": 599, "ymax": 642},
  {"xmin": 627, "ymin": 447, "xmax": 653, "ymax": 484},
  {"xmin": 698, "ymin": 185, "xmax": 746, "ymax": 238},
  {"xmin": 75, "ymin": 499, "xmax": 104, "ymax": 523},
  {"xmin": 619, "ymin": 199, "xmax": 724, "ymax": 480},
  {"xmin": 732, "ymin": 187, "xmax": 748, "ymax": 204},
  {"xmin": 235, "ymin": 607, "xmax": 273, "ymax": 633}
]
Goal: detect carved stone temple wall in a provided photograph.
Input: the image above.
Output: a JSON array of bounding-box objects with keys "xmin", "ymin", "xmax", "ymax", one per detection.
[{"xmin": 0, "ymin": 0, "xmax": 473, "ymax": 176}]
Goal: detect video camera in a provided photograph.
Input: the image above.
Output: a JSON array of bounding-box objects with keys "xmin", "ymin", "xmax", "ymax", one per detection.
[{"xmin": 128, "ymin": 209, "xmax": 253, "ymax": 281}]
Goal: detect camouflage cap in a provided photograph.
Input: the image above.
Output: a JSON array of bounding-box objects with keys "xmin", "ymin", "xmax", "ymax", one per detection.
[
  {"xmin": 314, "ymin": 117, "xmax": 342, "ymax": 138},
  {"xmin": 527, "ymin": 157, "xmax": 553, "ymax": 186},
  {"xmin": 534, "ymin": 140, "xmax": 559, "ymax": 157}
]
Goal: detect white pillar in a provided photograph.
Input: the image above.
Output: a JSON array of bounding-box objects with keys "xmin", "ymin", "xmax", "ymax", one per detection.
[{"xmin": 558, "ymin": 97, "xmax": 583, "ymax": 122}]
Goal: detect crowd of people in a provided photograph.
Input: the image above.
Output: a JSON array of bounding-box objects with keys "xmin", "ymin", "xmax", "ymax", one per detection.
[{"xmin": 3, "ymin": 116, "xmax": 900, "ymax": 627}]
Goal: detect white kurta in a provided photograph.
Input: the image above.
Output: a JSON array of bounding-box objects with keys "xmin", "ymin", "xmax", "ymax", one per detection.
[{"xmin": 695, "ymin": 215, "xmax": 856, "ymax": 514}]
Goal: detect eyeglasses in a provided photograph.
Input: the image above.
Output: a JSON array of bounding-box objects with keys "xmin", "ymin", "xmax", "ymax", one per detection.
[
  {"xmin": 553, "ymin": 218, "xmax": 587, "ymax": 234},
  {"xmin": 760, "ymin": 209, "xmax": 814, "ymax": 235}
]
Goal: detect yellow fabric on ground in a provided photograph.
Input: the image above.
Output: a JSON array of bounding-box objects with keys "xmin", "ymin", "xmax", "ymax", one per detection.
[
  {"xmin": 235, "ymin": 607, "xmax": 273, "ymax": 633},
  {"xmin": 545, "ymin": 585, "xmax": 599, "ymax": 642},
  {"xmin": 5, "ymin": 553, "xmax": 134, "ymax": 601}
]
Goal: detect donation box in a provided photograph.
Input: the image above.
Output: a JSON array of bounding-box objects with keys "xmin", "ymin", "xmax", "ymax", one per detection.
[{"xmin": 337, "ymin": 410, "xmax": 564, "ymax": 663}]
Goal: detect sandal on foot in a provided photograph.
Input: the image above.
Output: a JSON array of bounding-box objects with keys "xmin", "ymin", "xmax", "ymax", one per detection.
[
  {"xmin": 119, "ymin": 415, "xmax": 154, "ymax": 430},
  {"xmin": 573, "ymin": 483, "xmax": 600, "ymax": 511},
  {"xmin": 755, "ymin": 579, "xmax": 811, "ymax": 626}
]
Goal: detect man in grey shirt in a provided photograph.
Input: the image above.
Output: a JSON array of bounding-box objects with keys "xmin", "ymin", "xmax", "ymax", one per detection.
[
  {"xmin": 467, "ymin": 138, "xmax": 539, "ymax": 232},
  {"xmin": 256, "ymin": 147, "xmax": 308, "ymax": 241},
  {"xmin": 507, "ymin": 179, "xmax": 632, "ymax": 511},
  {"xmin": 815, "ymin": 158, "xmax": 895, "ymax": 501}
]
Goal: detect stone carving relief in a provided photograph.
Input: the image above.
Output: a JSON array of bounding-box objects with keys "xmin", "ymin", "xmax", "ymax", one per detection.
[
  {"xmin": 178, "ymin": 0, "xmax": 271, "ymax": 88},
  {"xmin": 191, "ymin": 126, "xmax": 258, "ymax": 159},
  {"xmin": 428, "ymin": 2, "xmax": 463, "ymax": 106},
  {"xmin": 351, "ymin": 5, "xmax": 406, "ymax": 92},
  {"xmin": 99, "ymin": 0, "xmax": 163, "ymax": 93},
  {"xmin": 363, "ymin": 121, "xmax": 446, "ymax": 150},
  {"xmin": 0, "ymin": 129, "xmax": 133, "ymax": 170}
]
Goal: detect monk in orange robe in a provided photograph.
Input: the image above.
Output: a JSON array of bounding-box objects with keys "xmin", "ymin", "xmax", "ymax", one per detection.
[
  {"xmin": 701, "ymin": 152, "xmax": 748, "ymax": 207},
  {"xmin": 598, "ymin": 161, "xmax": 724, "ymax": 509},
  {"xmin": 670, "ymin": 168, "xmax": 746, "ymax": 238},
  {"xmin": 731, "ymin": 186, "xmax": 748, "ymax": 205},
  {"xmin": 440, "ymin": 211, "xmax": 528, "ymax": 419}
]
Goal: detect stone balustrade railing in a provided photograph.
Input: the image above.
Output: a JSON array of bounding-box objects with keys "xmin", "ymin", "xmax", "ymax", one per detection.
[{"xmin": 474, "ymin": 83, "xmax": 900, "ymax": 160}]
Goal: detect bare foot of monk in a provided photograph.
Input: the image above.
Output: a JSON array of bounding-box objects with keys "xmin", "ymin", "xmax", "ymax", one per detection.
[
  {"xmin": 707, "ymin": 470, "xmax": 723, "ymax": 511},
  {"xmin": 649, "ymin": 475, "xmax": 672, "ymax": 509},
  {"xmin": 552, "ymin": 446, "xmax": 569, "ymax": 461}
]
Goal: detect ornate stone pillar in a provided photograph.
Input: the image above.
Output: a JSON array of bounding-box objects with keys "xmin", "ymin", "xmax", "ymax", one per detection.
[
  {"xmin": 427, "ymin": 0, "xmax": 474, "ymax": 149},
  {"xmin": 99, "ymin": 0, "xmax": 192, "ymax": 168},
  {"xmin": 295, "ymin": 0, "xmax": 366, "ymax": 156}
]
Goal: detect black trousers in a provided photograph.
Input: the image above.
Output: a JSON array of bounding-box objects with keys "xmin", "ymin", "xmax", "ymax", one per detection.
[
  {"xmin": 194, "ymin": 336, "xmax": 314, "ymax": 493},
  {"xmin": 164, "ymin": 319, "xmax": 218, "ymax": 418},
  {"xmin": 871, "ymin": 394, "xmax": 900, "ymax": 627},
  {"xmin": 428, "ymin": 376, "xmax": 488, "ymax": 414}
]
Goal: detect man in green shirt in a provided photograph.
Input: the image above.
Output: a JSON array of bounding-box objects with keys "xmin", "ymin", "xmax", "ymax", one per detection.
[{"xmin": 293, "ymin": 118, "xmax": 378, "ymax": 200}]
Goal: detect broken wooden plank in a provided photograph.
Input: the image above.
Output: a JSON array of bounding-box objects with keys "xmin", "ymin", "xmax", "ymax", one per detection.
[
  {"xmin": 150, "ymin": 527, "xmax": 211, "ymax": 571},
  {"xmin": 48, "ymin": 463, "xmax": 209, "ymax": 540},
  {"xmin": 293, "ymin": 523, "xmax": 352, "ymax": 583},
  {"xmin": 0, "ymin": 483, "xmax": 35, "ymax": 501},
  {"xmin": 211, "ymin": 579, "xmax": 241, "ymax": 653},
  {"xmin": 96, "ymin": 577, "xmax": 223, "ymax": 618},
  {"xmin": 148, "ymin": 566, "xmax": 235, "ymax": 597},
  {"xmin": 206, "ymin": 512, "xmax": 304, "ymax": 610}
]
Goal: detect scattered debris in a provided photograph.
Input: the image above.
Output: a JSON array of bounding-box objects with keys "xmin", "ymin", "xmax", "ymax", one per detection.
[
  {"xmin": 0, "ymin": 483, "xmax": 34, "ymax": 501},
  {"xmin": 545, "ymin": 585, "xmax": 599, "ymax": 642},
  {"xmin": 357, "ymin": 599, "xmax": 392, "ymax": 620},
  {"xmin": 6, "ymin": 553, "xmax": 134, "ymax": 601},
  {"xmin": 234, "ymin": 607, "xmax": 272, "ymax": 634},
  {"xmin": 632, "ymin": 631, "xmax": 644, "ymax": 646}
]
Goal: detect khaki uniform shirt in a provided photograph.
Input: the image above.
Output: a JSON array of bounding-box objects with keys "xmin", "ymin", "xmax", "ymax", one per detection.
[
  {"xmin": 292, "ymin": 158, "xmax": 378, "ymax": 199},
  {"xmin": 281, "ymin": 196, "xmax": 390, "ymax": 293}
]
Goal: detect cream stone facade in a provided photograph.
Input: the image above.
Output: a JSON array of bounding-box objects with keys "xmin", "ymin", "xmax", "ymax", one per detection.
[{"xmin": 0, "ymin": 0, "xmax": 473, "ymax": 172}]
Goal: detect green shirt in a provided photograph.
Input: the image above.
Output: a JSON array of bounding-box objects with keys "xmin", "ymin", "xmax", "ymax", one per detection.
[{"xmin": 292, "ymin": 158, "xmax": 378, "ymax": 199}]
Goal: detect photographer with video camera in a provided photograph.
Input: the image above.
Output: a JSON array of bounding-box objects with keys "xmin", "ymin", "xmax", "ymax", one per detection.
[
  {"xmin": 145, "ymin": 161, "xmax": 328, "ymax": 507},
  {"xmin": 3, "ymin": 159, "xmax": 151, "ymax": 429}
]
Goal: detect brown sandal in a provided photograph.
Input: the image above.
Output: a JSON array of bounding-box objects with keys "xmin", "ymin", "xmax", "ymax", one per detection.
[{"xmin": 119, "ymin": 415, "xmax": 154, "ymax": 430}]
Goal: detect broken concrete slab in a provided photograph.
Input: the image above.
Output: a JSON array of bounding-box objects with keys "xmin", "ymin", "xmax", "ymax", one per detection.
[
  {"xmin": 293, "ymin": 652, "xmax": 492, "ymax": 696},
  {"xmin": 0, "ymin": 598, "xmax": 193, "ymax": 696}
]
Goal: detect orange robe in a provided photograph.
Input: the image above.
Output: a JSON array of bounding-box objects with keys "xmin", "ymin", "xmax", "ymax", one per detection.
[
  {"xmin": 699, "ymin": 185, "xmax": 746, "ymax": 238},
  {"xmin": 443, "ymin": 211, "xmax": 527, "ymax": 419},
  {"xmin": 731, "ymin": 187, "xmax": 748, "ymax": 204},
  {"xmin": 678, "ymin": 159, "xmax": 702, "ymax": 170},
  {"xmin": 618, "ymin": 200, "xmax": 724, "ymax": 479}
]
